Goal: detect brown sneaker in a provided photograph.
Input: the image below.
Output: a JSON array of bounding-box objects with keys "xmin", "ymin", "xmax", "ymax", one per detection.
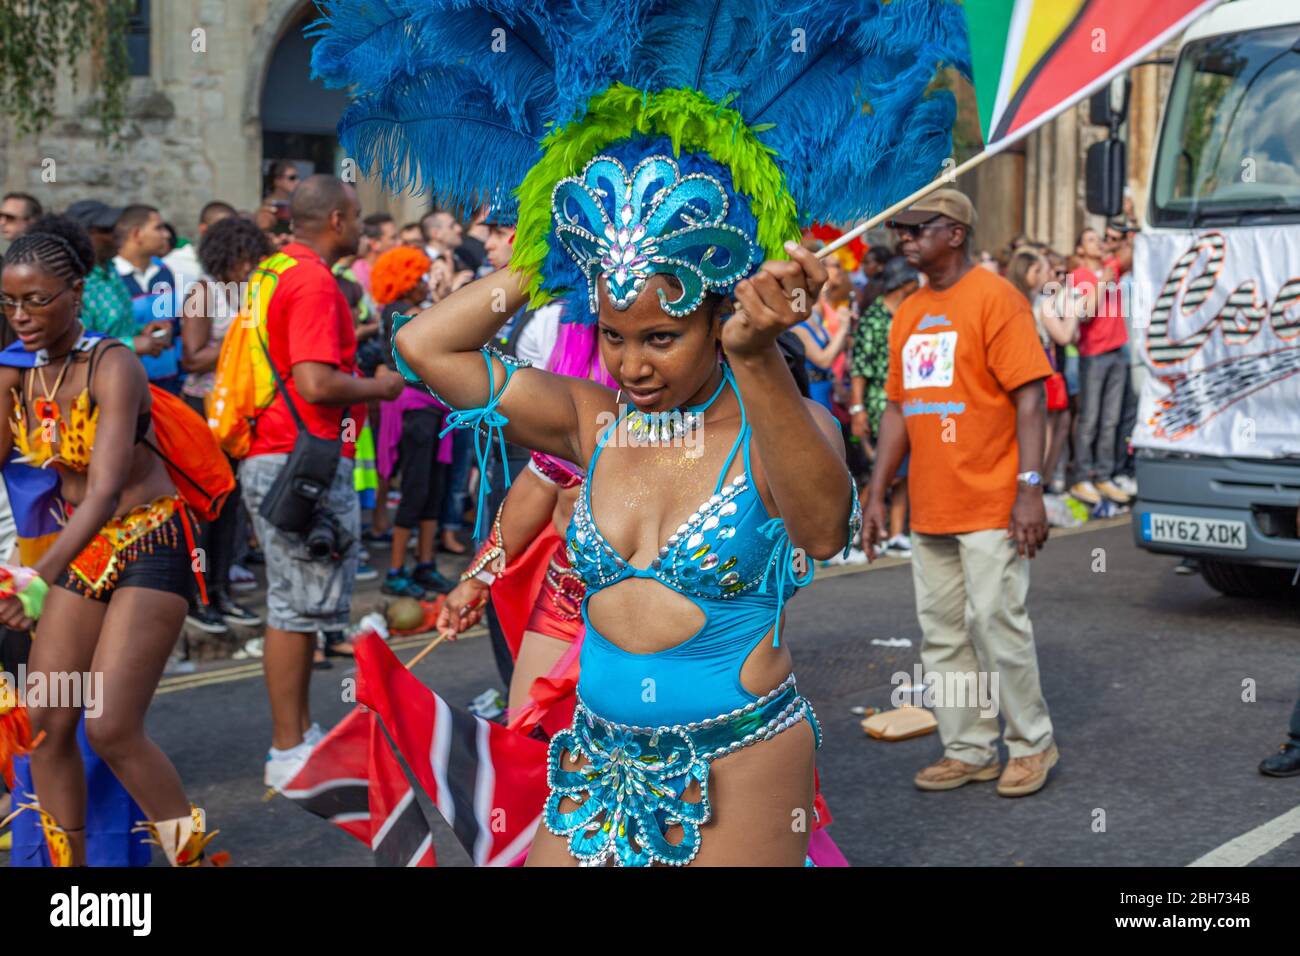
[
  {"xmin": 913, "ymin": 757, "xmax": 1001, "ymax": 791},
  {"xmin": 997, "ymin": 743, "xmax": 1060, "ymax": 797},
  {"xmin": 1094, "ymin": 479, "xmax": 1131, "ymax": 504}
]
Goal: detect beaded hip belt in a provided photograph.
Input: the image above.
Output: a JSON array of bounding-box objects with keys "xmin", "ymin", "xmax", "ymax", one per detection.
[
  {"xmin": 67, "ymin": 495, "xmax": 183, "ymax": 597},
  {"xmin": 543, "ymin": 675, "xmax": 820, "ymax": 867},
  {"xmin": 543, "ymin": 554, "xmax": 584, "ymax": 621}
]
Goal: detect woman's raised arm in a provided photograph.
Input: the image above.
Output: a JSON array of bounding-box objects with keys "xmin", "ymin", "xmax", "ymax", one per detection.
[
  {"xmin": 393, "ymin": 268, "xmax": 611, "ymax": 467},
  {"xmin": 726, "ymin": 244, "xmax": 855, "ymax": 560}
]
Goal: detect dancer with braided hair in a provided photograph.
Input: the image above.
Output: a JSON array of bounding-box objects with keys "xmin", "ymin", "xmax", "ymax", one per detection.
[{"xmin": 0, "ymin": 225, "xmax": 223, "ymax": 866}]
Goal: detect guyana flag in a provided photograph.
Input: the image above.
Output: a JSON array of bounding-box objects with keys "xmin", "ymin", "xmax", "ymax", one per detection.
[{"xmin": 963, "ymin": 0, "xmax": 1220, "ymax": 152}]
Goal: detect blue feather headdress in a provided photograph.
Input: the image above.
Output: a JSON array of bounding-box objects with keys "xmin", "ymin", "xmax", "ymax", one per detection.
[{"xmin": 309, "ymin": 0, "xmax": 971, "ymax": 319}]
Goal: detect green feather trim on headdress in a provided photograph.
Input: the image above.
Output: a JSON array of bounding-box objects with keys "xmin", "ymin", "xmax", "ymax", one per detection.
[{"xmin": 513, "ymin": 83, "xmax": 800, "ymax": 307}]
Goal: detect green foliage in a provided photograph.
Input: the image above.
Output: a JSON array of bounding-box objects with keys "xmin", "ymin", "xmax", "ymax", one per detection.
[
  {"xmin": 513, "ymin": 84, "xmax": 801, "ymax": 307},
  {"xmin": 0, "ymin": 0, "xmax": 132, "ymax": 142}
]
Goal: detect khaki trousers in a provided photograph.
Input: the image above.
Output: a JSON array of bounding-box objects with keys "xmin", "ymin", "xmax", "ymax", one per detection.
[{"xmin": 910, "ymin": 529, "xmax": 1054, "ymax": 764}]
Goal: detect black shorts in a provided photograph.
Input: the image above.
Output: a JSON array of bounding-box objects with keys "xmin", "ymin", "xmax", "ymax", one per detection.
[
  {"xmin": 56, "ymin": 512, "xmax": 195, "ymax": 604},
  {"xmin": 395, "ymin": 407, "xmax": 448, "ymax": 528}
]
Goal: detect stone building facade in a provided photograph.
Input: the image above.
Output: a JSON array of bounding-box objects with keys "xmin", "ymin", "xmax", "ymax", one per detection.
[{"xmin": 0, "ymin": 0, "xmax": 423, "ymax": 240}]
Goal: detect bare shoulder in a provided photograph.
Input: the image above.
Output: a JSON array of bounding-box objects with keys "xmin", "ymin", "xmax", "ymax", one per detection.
[
  {"xmin": 569, "ymin": 376, "xmax": 619, "ymax": 464},
  {"xmin": 89, "ymin": 340, "xmax": 149, "ymax": 397},
  {"xmin": 0, "ymin": 364, "xmax": 21, "ymax": 391},
  {"xmin": 803, "ymin": 398, "xmax": 845, "ymax": 450}
]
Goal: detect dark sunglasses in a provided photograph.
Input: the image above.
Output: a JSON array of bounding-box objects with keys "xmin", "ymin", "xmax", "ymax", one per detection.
[{"xmin": 886, "ymin": 215, "xmax": 947, "ymax": 238}]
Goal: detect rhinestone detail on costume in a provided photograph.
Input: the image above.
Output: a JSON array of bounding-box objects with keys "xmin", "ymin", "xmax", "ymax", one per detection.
[
  {"xmin": 543, "ymin": 676, "xmax": 820, "ymax": 866},
  {"xmin": 551, "ymin": 154, "xmax": 761, "ymax": 316}
]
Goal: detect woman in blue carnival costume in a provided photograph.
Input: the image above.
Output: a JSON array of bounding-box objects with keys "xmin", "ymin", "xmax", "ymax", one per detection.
[{"xmin": 310, "ymin": 0, "xmax": 969, "ymax": 866}]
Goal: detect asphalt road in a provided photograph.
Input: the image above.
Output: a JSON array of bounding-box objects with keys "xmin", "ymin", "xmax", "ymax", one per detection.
[{"xmin": 8, "ymin": 518, "xmax": 1300, "ymax": 867}]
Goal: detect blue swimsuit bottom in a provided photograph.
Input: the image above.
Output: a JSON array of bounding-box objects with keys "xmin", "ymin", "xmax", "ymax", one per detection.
[{"xmin": 543, "ymin": 365, "xmax": 860, "ymax": 865}]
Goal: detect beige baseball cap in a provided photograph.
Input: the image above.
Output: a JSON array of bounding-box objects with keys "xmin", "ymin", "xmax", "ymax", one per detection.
[{"xmin": 889, "ymin": 188, "xmax": 977, "ymax": 228}]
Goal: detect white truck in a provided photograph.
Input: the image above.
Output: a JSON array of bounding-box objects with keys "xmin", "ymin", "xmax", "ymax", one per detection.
[{"xmin": 1124, "ymin": 0, "xmax": 1300, "ymax": 597}]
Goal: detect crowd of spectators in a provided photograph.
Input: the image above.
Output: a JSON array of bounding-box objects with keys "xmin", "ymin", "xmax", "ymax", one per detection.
[{"xmin": 800, "ymin": 211, "xmax": 1143, "ymax": 567}]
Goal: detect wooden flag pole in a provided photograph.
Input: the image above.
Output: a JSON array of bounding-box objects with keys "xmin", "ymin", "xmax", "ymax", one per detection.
[
  {"xmin": 405, "ymin": 631, "xmax": 451, "ymax": 670},
  {"xmin": 815, "ymin": 148, "xmax": 1000, "ymax": 260}
]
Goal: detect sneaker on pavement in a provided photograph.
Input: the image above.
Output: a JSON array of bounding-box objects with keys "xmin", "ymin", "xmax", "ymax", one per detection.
[
  {"xmin": 355, "ymin": 563, "xmax": 380, "ymax": 583},
  {"xmin": 413, "ymin": 562, "xmax": 455, "ymax": 594},
  {"xmin": 997, "ymin": 743, "xmax": 1060, "ymax": 797},
  {"xmin": 303, "ymin": 722, "xmax": 324, "ymax": 748},
  {"xmin": 1070, "ymin": 481, "xmax": 1101, "ymax": 505},
  {"xmin": 164, "ymin": 653, "xmax": 197, "ymax": 676},
  {"xmin": 232, "ymin": 637, "xmax": 264, "ymax": 660},
  {"xmin": 382, "ymin": 570, "xmax": 426, "ymax": 598},
  {"xmin": 914, "ymin": 757, "xmax": 1001, "ymax": 791},
  {"xmin": 264, "ymin": 739, "xmax": 313, "ymax": 791},
  {"xmin": 1259, "ymin": 742, "xmax": 1300, "ymax": 778},
  {"xmin": 1048, "ymin": 476, "xmax": 1067, "ymax": 494},
  {"xmin": 186, "ymin": 604, "xmax": 229, "ymax": 635},
  {"xmin": 228, "ymin": 563, "xmax": 258, "ymax": 592},
  {"xmin": 884, "ymin": 534, "xmax": 912, "ymax": 558},
  {"xmin": 1113, "ymin": 474, "xmax": 1138, "ymax": 497},
  {"xmin": 1095, "ymin": 479, "xmax": 1132, "ymax": 504},
  {"xmin": 216, "ymin": 594, "xmax": 262, "ymax": 627}
]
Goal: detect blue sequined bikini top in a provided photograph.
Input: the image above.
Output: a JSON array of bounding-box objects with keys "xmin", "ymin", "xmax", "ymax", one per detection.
[{"xmin": 566, "ymin": 365, "xmax": 811, "ymax": 645}]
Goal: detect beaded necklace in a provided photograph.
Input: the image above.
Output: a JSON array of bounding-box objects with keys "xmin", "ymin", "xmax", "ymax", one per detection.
[{"xmin": 624, "ymin": 369, "xmax": 727, "ymax": 445}]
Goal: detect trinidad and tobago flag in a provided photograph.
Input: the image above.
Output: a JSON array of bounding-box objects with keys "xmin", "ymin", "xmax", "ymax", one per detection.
[
  {"xmin": 354, "ymin": 633, "xmax": 548, "ymax": 866},
  {"xmin": 282, "ymin": 703, "xmax": 436, "ymax": 867},
  {"xmin": 286, "ymin": 633, "xmax": 547, "ymax": 867}
]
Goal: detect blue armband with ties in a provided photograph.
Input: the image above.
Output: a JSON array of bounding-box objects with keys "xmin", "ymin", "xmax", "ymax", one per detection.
[{"xmin": 389, "ymin": 313, "xmax": 531, "ymax": 540}]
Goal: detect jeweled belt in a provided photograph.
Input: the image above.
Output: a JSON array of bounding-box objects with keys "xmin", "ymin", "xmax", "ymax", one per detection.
[
  {"xmin": 67, "ymin": 494, "xmax": 182, "ymax": 596},
  {"xmin": 543, "ymin": 674, "xmax": 820, "ymax": 867},
  {"xmin": 543, "ymin": 556, "xmax": 585, "ymax": 620}
]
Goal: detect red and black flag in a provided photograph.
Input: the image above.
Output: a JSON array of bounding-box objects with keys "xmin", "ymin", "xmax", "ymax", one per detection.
[
  {"xmin": 283, "ymin": 704, "xmax": 436, "ymax": 867},
  {"xmin": 353, "ymin": 633, "xmax": 548, "ymax": 867}
]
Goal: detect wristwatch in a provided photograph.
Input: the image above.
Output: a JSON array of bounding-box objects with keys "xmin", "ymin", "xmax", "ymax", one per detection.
[
  {"xmin": 848, "ymin": 403, "xmax": 866, "ymax": 415},
  {"xmin": 1016, "ymin": 470, "xmax": 1043, "ymax": 488}
]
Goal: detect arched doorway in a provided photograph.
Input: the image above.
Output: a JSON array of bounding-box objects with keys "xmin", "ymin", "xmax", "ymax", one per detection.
[{"xmin": 259, "ymin": 4, "xmax": 350, "ymax": 194}]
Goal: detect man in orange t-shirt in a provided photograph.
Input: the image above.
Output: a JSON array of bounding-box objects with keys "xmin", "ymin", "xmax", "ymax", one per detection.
[{"xmin": 865, "ymin": 189, "xmax": 1059, "ymax": 798}]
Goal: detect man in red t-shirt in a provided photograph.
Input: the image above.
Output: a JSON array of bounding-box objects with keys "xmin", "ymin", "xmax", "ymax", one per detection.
[
  {"xmin": 240, "ymin": 175, "xmax": 404, "ymax": 790},
  {"xmin": 1067, "ymin": 226, "xmax": 1130, "ymax": 506}
]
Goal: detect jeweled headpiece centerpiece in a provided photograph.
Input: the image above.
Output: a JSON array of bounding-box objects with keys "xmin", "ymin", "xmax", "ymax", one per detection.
[{"xmin": 552, "ymin": 154, "xmax": 761, "ymax": 317}]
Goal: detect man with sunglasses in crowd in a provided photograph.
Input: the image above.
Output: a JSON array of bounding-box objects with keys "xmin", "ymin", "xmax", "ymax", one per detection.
[{"xmin": 865, "ymin": 188, "xmax": 1059, "ymax": 798}]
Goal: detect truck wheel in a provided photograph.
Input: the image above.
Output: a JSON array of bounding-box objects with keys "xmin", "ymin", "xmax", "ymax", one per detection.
[{"xmin": 1199, "ymin": 559, "xmax": 1293, "ymax": 599}]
